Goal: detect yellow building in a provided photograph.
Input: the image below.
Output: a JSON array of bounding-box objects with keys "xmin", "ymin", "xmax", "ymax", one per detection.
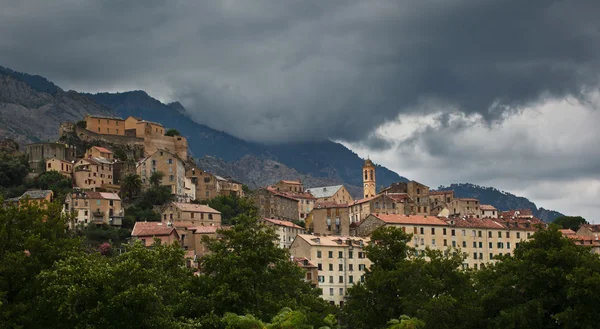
[
  {"xmin": 272, "ymin": 179, "xmax": 304, "ymax": 193},
  {"xmin": 124, "ymin": 116, "xmax": 165, "ymax": 137},
  {"xmin": 290, "ymin": 234, "xmax": 372, "ymax": 306},
  {"xmin": 362, "ymin": 159, "xmax": 376, "ymax": 198},
  {"xmin": 131, "ymin": 222, "xmax": 180, "ymax": 247},
  {"xmin": 137, "ymin": 149, "xmax": 187, "ymax": 200},
  {"xmin": 307, "ymin": 203, "xmax": 351, "ymax": 237},
  {"xmin": 73, "ymin": 157, "xmax": 114, "ymax": 190},
  {"xmin": 262, "ymin": 218, "xmax": 305, "ymax": 249},
  {"xmin": 161, "ymin": 202, "xmax": 222, "ymax": 226},
  {"xmin": 305, "ymin": 185, "xmax": 354, "ymax": 205},
  {"xmin": 450, "ymin": 198, "xmax": 481, "ymax": 218},
  {"xmin": 357, "ymin": 213, "xmax": 544, "ymax": 270},
  {"xmin": 45, "ymin": 158, "xmax": 73, "ymax": 178},
  {"xmin": 5, "ymin": 190, "xmax": 54, "ymax": 209},
  {"xmin": 64, "ymin": 191, "xmax": 124, "ymax": 227},
  {"xmin": 85, "ymin": 146, "xmax": 114, "ymax": 160},
  {"xmin": 84, "ymin": 114, "xmax": 125, "ymax": 136}
]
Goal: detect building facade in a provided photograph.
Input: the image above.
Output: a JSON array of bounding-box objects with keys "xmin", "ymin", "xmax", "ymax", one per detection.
[
  {"xmin": 73, "ymin": 157, "xmax": 114, "ymax": 190},
  {"xmin": 64, "ymin": 191, "xmax": 124, "ymax": 227},
  {"xmin": 45, "ymin": 158, "xmax": 73, "ymax": 178},
  {"xmin": 137, "ymin": 149, "xmax": 187, "ymax": 200},
  {"xmin": 307, "ymin": 203, "xmax": 351, "ymax": 237},
  {"xmin": 290, "ymin": 234, "xmax": 372, "ymax": 306},
  {"xmin": 84, "ymin": 114, "xmax": 126, "ymax": 136},
  {"xmin": 450, "ymin": 198, "xmax": 481, "ymax": 218},
  {"xmin": 480, "ymin": 204, "xmax": 498, "ymax": 218},
  {"xmin": 161, "ymin": 202, "xmax": 222, "ymax": 226},
  {"xmin": 272, "ymin": 179, "xmax": 304, "ymax": 193},
  {"xmin": 262, "ymin": 218, "xmax": 305, "ymax": 249},
  {"xmin": 85, "ymin": 146, "xmax": 114, "ymax": 160},
  {"xmin": 362, "ymin": 159, "xmax": 376, "ymax": 198},
  {"xmin": 254, "ymin": 188, "xmax": 299, "ymax": 222},
  {"xmin": 348, "ymin": 194, "xmax": 406, "ymax": 223},
  {"xmin": 25, "ymin": 142, "xmax": 77, "ymax": 173},
  {"xmin": 131, "ymin": 222, "xmax": 180, "ymax": 246},
  {"xmin": 305, "ymin": 185, "xmax": 354, "ymax": 204}
]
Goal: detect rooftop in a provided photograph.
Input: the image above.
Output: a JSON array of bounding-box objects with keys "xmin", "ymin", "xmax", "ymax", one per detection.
[
  {"xmin": 305, "ymin": 185, "xmax": 343, "ymax": 199},
  {"xmin": 263, "ymin": 218, "xmax": 304, "ymax": 229},
  {"xmin": 132, "ymin": 222, "xmax": 178, "ymax": 237},
  {"xmin": 86, "ymin": 114, "xmax": 124, "ymax": 120},
  {"xmin": 559, "ymin": 229, "xmax": 576, "ymax": 236},
  {"xmin": 171, "ymin": 202, "xmax": 221, "ymax": 214},
  {"xmin": 280, "ymin": 179, "xmax": 302, "ymax": 185},
  {"xmin": 84, "ymin": 191, "xmax": 121, "ymax": 200},
  {"xmin": 456, "ymin": 198, "xmax": 480, "ymax": 202},
  {"xmin": 371, "ymin": 213, "xmax": 448, "ymax": 226},
  {"xmin": 294, "ymin": 234, "xmax": 370, "ymax": 247},
  {"xmin": 20, "ymin": 190, "xmax": 53, "ymax": 200},
  {"xmin": 91, "ymin": 146, "xmax": 113, "ymax": 154},
  {"xmin": 445, "ymin": 217, "xmax": 506, "ymax": 230},
  {"xmin": 480, "ymin": 204, "xmax": 497, "ymax": 211},
  {"xmin": 188, "ymin": 226, "xmax": 222, "ymax": 234}
]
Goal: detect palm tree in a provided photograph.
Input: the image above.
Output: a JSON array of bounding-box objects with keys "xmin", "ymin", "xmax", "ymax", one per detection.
[
  {"xmin": 121, "ymin": 173, "xmax": 142, "ymax": 202},
  {"xmin": 149, "ymin": 171, "xmax": 165, "ymax": 187}
]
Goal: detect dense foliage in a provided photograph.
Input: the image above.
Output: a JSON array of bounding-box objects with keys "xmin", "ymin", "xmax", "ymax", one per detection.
[
  {"xmin": 165, "ymin": 128, "xmax": 181, "ymax": 136},
  {"xmin": 552, "ymin": 216, "xmax": 588, "ymax": 232},
  {"xmin": 195, "ymin": 194, "xmax": 258, "ymax": 225}
]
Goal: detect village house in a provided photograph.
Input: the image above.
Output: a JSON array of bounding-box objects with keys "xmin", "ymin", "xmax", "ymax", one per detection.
[
  {"xmin": 216, "ymin": 175, "xmax": 245, "ymax": 197},
  {"xmin": 428, "ymin": 190, "xmax": 454, "ymax": 216},
  {"xmin": 253, "ymin": 187, "xmax": 299, "ymax": 222},
  {"xmin": 348, "ymin": 194, "xmax": 405, "ymax": 224},
  {"xmin": 124, "ymin": 116, "xmax": 188, "ymax": 160},
  {"xmin": 262, "ymin": 218, "xmax": 305, "ymax": 249},
  {"xmin": 45, "ymin": 158, "xmax": 73, "ymax": 178},
  {"xmin": 449, "ymin": 198, "xmax": 481, "ymax": 218},
  {"xmin": 186, "ymin": 167, "xmax": 244, "ymax": 201},
  {"xmin": 137, "ymin": 149, "xmax": 187, "ymax": 200},
  {"xmin": 306, "ymin": 202, "xmax": 351, "ymax": 237},
  {"xmin": 480, "ymin": 204, "xmax": 499, "ymax": 218},
  {"xmin": 305, "ymin": 185, "xmax": 354, "ymax": 205},
  {"xmin": 380, "ymin": 181, "xmax": 430, "ymax": 215},
  {"xmin": 290, "ymin": 234, "xmax": 372, "ymax": 306},
  {"xmin": 292, "ymin": 256, "xmax": 319, "ymax": 287},
  {"xmin": 272, "ymin": 179, "xmax": 304, "ymax": 193},
  {"xmin": 84, "ymin": 114, "xmax": 126, "ymax": 136},
  {"xmin": 64, "ymin": 191, "xmax": 124, "ymax": 227},
  {"xmin": 357, "ymin": 213, "xmax": 544, "ymax": 270},
  {"xmin": 576, "ymin": 224, "xmax": 600, "ymax": 238},
  {"xmin": 500, "ymin": 209, "xmax": 534, "ymax": 219},
  {"xmin": 186, "ymin": 225, "xmax": 222, "ymax": 257},
  {"xmin": 25, "ymin": 142, "xmax": 77, "ymax": 173},
  {"xmin": 73, "ymin": 157, "xmax": 114, "ymax": 190},
  {"xmin": 131, "ymin": 221, "xmax": 180, "ymax": 247},
  {"xmin": 161, "ymin": 202, "xmax": 222, "ymax": 226},
  {"xmin": 266, "ymin": 186, "xmax": 316, "ymax": 220},
  {"xmin": 85, "ymin": 146, "xmax": 114, "ymax": 160},
  {"xmin": 4, "ymin": 190, "xmax": 54, "ymax": 209}
]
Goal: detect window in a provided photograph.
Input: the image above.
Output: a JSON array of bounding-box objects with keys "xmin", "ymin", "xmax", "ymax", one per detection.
[
  {"xmin": 479, "ymin": 242, "xmax": 483, "ymax": 248},
  {"xmin": 339, "ymin": 288, "xmax": 344, "ymax": 296},
  {"xmin": 348, "ymin": 251, "xmax": 353, "ymax": 259},
  {"xmin": 317, "ymin": 251, "xmax": 322, "ymax": 258},
  {"xmin": 472, "ymin": 241, "xmax": 477, "ymax": 248},
  {"xmin": 361, "ymin": 275, "xmax": 365, "ymax": 283},
  {"xmin": 497, "ymin": 242, "xmax": 504, "ymax": 249},
  {"xmin": 329, "ymin": 276, "xmax": 333, "ymax": 283},
  {"xmin": 489, "ymin": 242, "xmax": 492, "ymax": 248},
  {"xmin": 339, "ymin": 264, "xmax": 343, "ymax": 271},
  {"xmin": 431, "ymin": 227, "xmax": 435, "ymax": 234},
  {"xmin": 498, "ymin": 232, "xmax": 502, "ymax": 238},
  {"xmin": 168, "ymin": 158, "xmax": 173, "ymax": 164},
  {"xmin": 349, "ymin": 275, "xmax": 354, "ymax": 283},
  {"xmin": 474, "ymin": 264, "xmax": 478, "ymax": 270},
  {"xmin": 527, "ymin": 233, "xmax": 531, "ymax": 238},
  {"xmin": 507, "ymin": 242, "xmax": 511, "ymax": 249},
  {"xmin": 443, "ymin": 239, "xmax": 447, "ymax": 246},
  {"xmin": 358, "ymin": 264, "xmax": 365, "ymax": 271},
  {"xmin": 328, "ymin": 251, "xmax": 333, "ymax": 258},
  {"xmin": 96, "ymin": 200, "xmax": 101, "ymax": 206},
  {"xmin": 318, "ymin": 276, "xmax": 324, "ymax": 283},
  {"xmin": 443, "ymin": 228, "xmax": 447, "ymax": 235},
  {"xmin": 478, "ymin": 231, "xmax": 482, "ymax": 237},
  {"xmin": 517, "ymin": 232, "xmax": 521, "ymax": 239},
  {"xmin": 451, "ymin": 229, "xmax": 455, "ymax": 236},
  {"xmin": 420, "ymin": 227, "xmax": 424, "ymax": 234},
  {"xmin": 432, "ymin": 239, "xmax": 436, "ymax": 246},
  {"xmin": 452, "ymin": 241, "xmax": 456, "ymax": 247},
  {"xmin": 208, "ymin": 214, "xmax": 213, "ymax": 220},
  {"xmin": 506, "ymin": 232, "xmax": 510, "ymax": 238},
  {"xmin": 318, "ymin": 263, "xmax": 322, "ymax": 270},
  {"xmin": 420, "ymin": 238, "xmax": 424, "ymax": 246},
  {"xmin": 339, "ymin": 276, "xmax": 344, "ymax": 283},
  {"xmin": 488, "ymin": 231, "xmax": 492, "ymax": 238},
  {"xmin": 462, "ymin": 230, "xmax": 466, "ymax": 236},
  {"xmin": 329, "ymin": 288, "xmax": 334, "ymax": 296},
  {"xmin": 472, "ymin": 230, "xmax": 476, "ymax": 237},
  {"xmin": 338, "ymin": 251, "xmax": 343, "ymax": 258},
  {"xmin": 169, "ymin": 175, "xmax": 174, "ymax": 182},
  {"xmin": 473, "ymin": 253, "xmax": 477, "ymax": 259},
  {"xmin": 348, "ymin": 264, "xmax": 353, "ymax": 271},
  {"xmin": 329, "ymin": 264, "xmax": 333, "ymax": 271},
  {"xmin": 479, "ymin": 253, "xmax": 483, "ymax": 260},
  {"xmin": 489, "ymin": 253, "xmax": 493, "ymax": 259}
]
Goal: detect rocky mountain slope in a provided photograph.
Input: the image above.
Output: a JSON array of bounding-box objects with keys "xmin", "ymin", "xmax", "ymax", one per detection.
[{"xmin": 437, "ymin": 183, "xmax": 564, "ymax": 221}]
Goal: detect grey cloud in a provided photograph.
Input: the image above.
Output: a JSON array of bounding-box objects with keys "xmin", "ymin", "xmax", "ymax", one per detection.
[{"xmin": 1, "ymin": 0, "xmax": 600, "ymax": 143}]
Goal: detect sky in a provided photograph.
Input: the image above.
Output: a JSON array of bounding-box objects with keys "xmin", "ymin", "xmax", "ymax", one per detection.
[{"xmin": 1, "ymin": 0, "xmax": 599, "ymax": 221}]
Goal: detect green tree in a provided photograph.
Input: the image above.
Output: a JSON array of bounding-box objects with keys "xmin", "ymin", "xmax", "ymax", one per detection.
[
  {"xmin": 191, "ymin": 214, "xmax": 331, "ymax": 324},
  {"xmin": 0, "ymin": 201, "xmax": 82, "ymax": 328},
  {"xmin": 150, "ymin": 171, "xmax": 165, "ymax": 187},
  {"xmin": 221, "ymin": 308, "xmax": 338, "ymax": 329},
  {"xmin": 29, "ymin": 170, "xmax": 73, "ymax": 200},
  {"xmin": 75, "ymin": 120, "xmax": 87, "ymax": 129},
  {"xmin": 343, "ymin": 227, "xmax": 480, "ymax": 329},
  {"xmin": 475, "ymin": 227, "xmax": 600, "ymax": 329},
  {"xmin": 121, "ymin": 173, "xmax": 142, "ymax": 202},
  {"xmin": 77, "ymin": 223, "xmax": 132, "ymax": 248},
  {"xmin": 0, "ymin": 151, "xmax": 28, "ymax": 195},
  {"xmin": 552, "ymin": 216, "xmax": 588, "ymax": 232},
  {"xmin": 386, "ymin": 315, "xmax": 426, "ymax": 329},
  {"xmin": 165, "ymin": 128, "xmax": 181, "ymax": 136},
  {"xmin": 36, "ymin": 242, "xmax": 194, "ymax": 329},
  {"xmin": 196, "ymin": 194, "xmax": 258, "ymax": 225}
]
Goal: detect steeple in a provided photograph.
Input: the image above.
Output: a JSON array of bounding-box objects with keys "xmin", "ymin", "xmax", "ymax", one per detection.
[{"xmin": 362, "ymin": 158, "xmax": 376, "ymax": 198}]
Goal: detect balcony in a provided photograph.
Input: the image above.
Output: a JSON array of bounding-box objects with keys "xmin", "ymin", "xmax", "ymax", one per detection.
[{"xmin": 92, "ymin": 210, "xmax": 105, "ymax": 218}]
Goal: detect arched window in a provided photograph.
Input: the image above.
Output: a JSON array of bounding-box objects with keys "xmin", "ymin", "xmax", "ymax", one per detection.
[
  {"xmin": 364, "ymin": 170, "xmax": 368, "ymax": 180},
  {"xmin": 370, "ymin": 170, "xmax": 374, "ymax": 180}
]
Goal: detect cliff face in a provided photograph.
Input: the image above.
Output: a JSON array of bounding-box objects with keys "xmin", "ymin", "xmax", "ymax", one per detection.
[{"xmin": 0, "ymin": 73, "xmax": 113, "ymax": 145}]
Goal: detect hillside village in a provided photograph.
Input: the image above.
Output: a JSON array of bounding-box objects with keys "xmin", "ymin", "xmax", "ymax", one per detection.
[{"xmin": 3, "ymin": 113, "xmax": 598, "ymax": 307}]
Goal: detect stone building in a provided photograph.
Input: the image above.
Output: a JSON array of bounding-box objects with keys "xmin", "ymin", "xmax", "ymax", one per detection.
[
  {"xmin": 84, "ymin": 114, "xmax": 126, "ymax": 136},
  {"xmin": 449, "ymin": 198, "xmax": 481, "ymax": 218},
  {"xmin": 131, "ymin": 222, "xmax": 180, "ymax": 247},
  {"xmin": 480, "ymin": 204, "xmax": 499, "ymax": 218},
  {"xmin": 45, "ymin": 158, "xmax": 73, "ymax": 178},
  {"xmin": 186, "ymin": 167, "xmax": 244, "ymax": 201},
  {"xmin": 348, "ymin": 194, "xmax": 406, "ymax": 224},
  {"xmin": 292, "ymin": 256, "xmax": 319, "ymax": 287},
  {"xmin": 265, "ymin": 186, "xmax": 316, "ymax": 221},
  {"xmin": 161, "ymin": 202, "xmax": 222, "ymax": 226},
  {"xmin": 290, "ymin": 234, "xmax": 371, "ymax": 306},
  {"xmin": 63, "ymin": 191, "xmax": 124, "ymax": 227},
  {"xmin": 216, "ymin": 175, "xmax": 245, "ymax": 197},
  {"xmin": 380, "ymin": 181, "xmax": 430, "ymax": 215},
  {"xmin": 272, "ymin": 179, "xmax": 304, "ymax": 193},
  {"xmin": 306, "ymin": 202, "xmax": 351, "ymax": 236},
  {"xmin": 253, "ymin": 188, "xmax": 299, "ymax": 222},
  {"xmin": 85, "ymin": 146, "xmax": 114, "ymax": 160},
  {"xmin": 73, "ymin": 157, "xmax": 114, "ymax": 190},
  {"xmin": 25, "ymin": 142, "xmax": 77, "ymax": 173},
  {"xmin": 5, "ymin": 190, "xmax": 54, "ymax": 209},
  {"xmin": 357, "ymin": 213, "xmax": 544, "ymax": 270},
  {"xmin": 137, "ymin": 149, "xmax": 187, "ymax": 201},
  {"xmin": 428, "ymin": 190, "xmax": 454, "ymax": 215},
  {"xmin": 362, "ymin": 159, "xmax": 376, "ymax": 198},
  {"xmin": 262, "ymin": 217, "xmax": 305, "ymax": 249},
  {"xmin": 305, "ymin": 185, "xmax": 354, "ymax": 205}
]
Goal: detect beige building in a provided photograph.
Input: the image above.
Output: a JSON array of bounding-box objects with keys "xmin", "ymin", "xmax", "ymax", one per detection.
[
  {"xmin": 349, "ymin": 194, "xmax": 406, "ymax": 224},
  {"xmin": 266, "ymin": 186, "xmax": 316, "ymax": 221},
  {"xmin": 272, "ymin": 179, "xmax": 304, "ymax": 193},
  {"xmin": 305, "ymin": 185, "xmax": 354, "ymax": 205},
  {"xmin": 480, "ymin": 204, "xmax": 498, "ymax": 218},
  {"xmin": 357, "ymin": 213, "xmax": 544, "ymax": 270},
  {"xmin": 73, "ymin": 157, "xmax": 114, "ymax": 190},
  {"xmin": 64, "ymin": 191, "xmax": 124, "ymax": 227},
  {"xmin": 450, "ymin": 198, "xmax": 481, "ymax": 218},
  {"xmin": 362, "ymin": 159, "xmax": 376, "ymax": 198},
  {"xmin": 84, "ymin": 114, "xmax": 126, "ymax": 136},
  {"xmin": 215, "ymin": 175, "xmax": 245, "ymax": 197},
  {"xmin": 85, "ymin": 146, "xmax": 114, "ymax": 160},
  {"xmin": 25, "ymin": 142, "xmax": 77, "ymax": 173},
  {"xmin": 161, "ymin": 202, "xmax": 222, "ymax": 226},
  {"xmin": 380, "ymin": 181, "xmax": 430, "ymax": 215},
  {"xmin": 576, "ymin": 224, "xmax": 600, "ymax": 238},
  {"xmin": 123, "ymin": 116, "xmax": 188, "ymax": 160},
  {"xmin": 290, "ymin": 234, "xmax": 372, "ymax": 306},
  {"xmin": 186, "ymin": 167, "xmax": 244, "ymax": 201},
  {"xmin": 125, "ymin": 116, "xmax": 165, "ymax": 137},
  {"xmin": 254, "ymin": 188, "xmax": 299, "ymax": 222},
  {"xmin": 428, "ymin": 190, "xmax": 454, "ymax": 215},
  {"xmin": 5, "ymin": 190, "xmax": 54, "ymax": 209},
  {"xmin": 45, "ymin": 158, "xmax": 73, "ymax": 178},
  {"xmin": 183, "ymin": 177, "xmax": 196, "ymax": 202},
  {"xmin": 292, "ymin": 256, "xmax": 319, "ymax": 287},
  {"xmin": 132, "ymin": 221, "xmax": 180, "ymax": 247},
  {"xmin": 137, "ymin": 149, "xmax": 187, "ymax": 200},
  {"xmin": 262, "ymin": 218, "xmax": 305, "ymax": 249},
  {"xmin": 307, "ymin": 203, "xmax": 351, "ymax": 237}
]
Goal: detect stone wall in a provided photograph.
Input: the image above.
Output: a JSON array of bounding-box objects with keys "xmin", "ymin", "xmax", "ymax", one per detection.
[{"xmin": 143, "ymin": 134, "xmax": 188, "ymax": 160}]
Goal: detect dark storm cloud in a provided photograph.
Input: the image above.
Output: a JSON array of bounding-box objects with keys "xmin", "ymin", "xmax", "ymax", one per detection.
[{"xmin": 1, "ymin": 0, "xmax": 599, "ymax": 142}]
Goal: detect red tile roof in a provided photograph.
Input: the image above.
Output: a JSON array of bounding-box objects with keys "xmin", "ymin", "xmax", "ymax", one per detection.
[
  {"xmin": 559, "ymin": 229, "xmax": 576, "ymax": 236},
  {"xmin": 93, "ymin": 146, "xmax": 113, "ymax": 154},
  {"xmin": 171, "ymin": 202, "xmax": 221, "ymax": 214},
  {"xmin": 85, "ymin": 191, "xmax": 121, "ymax": 200},
  {"xmin": 385, "ymin": 193, "xmax": 409, "ymax": 202},
  {"xmin": 263, "ymin": 218, "xmax": 304, "ymax": 229},
  {"xmin": 132, "ymin": 222, "xmax": 178, "ymax": 237},
  {"xmin": 292, "ymin": 256, "xmax": 317, "ymax": 269},
  {"xmin": 445, "ymin": 217, "xmax": 506, "ymax": 229},
  {"xmin": 480, "ymin": 204, "xmax": 497, "ymax": 211},
  {"xmin": 266, "ymin": 186, "xmax": 314, "ymax": 200},
  {"xmin": 351, "ymin": 195, "xmax": 378, "ymax": 205},
  {"xmin": 188, "ymin": 226, "xmax": 221, "ymax": 234},
  {"xmin": 371, "ymin": 214, "xmax": 447, "ymax": 226}
]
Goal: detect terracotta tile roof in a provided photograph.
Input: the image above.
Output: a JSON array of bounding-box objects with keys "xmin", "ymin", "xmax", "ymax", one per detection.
[
  {"xmin": 385, "ymin": 193, "xmax": 409, "ymax": 202},
  {"xmin": 132, "ymin": 222, "xmax": 178, "ymax": 237},
  {"xmin": 188, "ymin": 226, "xmax": 221, "ymax": 234},
  {"xmin": 445, "ymin": 217, "xmax": 506, "ymax": 229},
  {"xmin": 263, "ymin": 218, "xmax": 304, "ymax": 229},
  {"xmin": 262, "ymin": 187, "xmax": 301, "ymax": 202},
  {"xmin": 87, "ymin": 114, "xmax": 124, "ymax": 120},
  {"xmin": 352, "ymin": 195, "xmax": 378, "ymax": 205},
  {"xmin": 85, "ymin": 191, "xmax": 120, "ymax": 200},
  {"xmin": 480, "ymin": 204, "xmax": 497, "ymax": 211},
  {"xmin": 171, "ymin": 202, "xmax": 221, "ymax": 214},
  {"xmin": 292, "ymin": 256, "xmax": 317, "ymax": 269},
  {"xmin": 559, "ymin": 229, "xmax": 576, "ymax": 236},
  {"xmin": 501, "ymin": 209, "xmax": 533, "ymax": 218},
  {"xmin": 371, "ymin": 213, "xmax": 447, "ymax": 226},
  {"xmin": 294, "ymin": 234, "xmax": 370, "ymax": 247},
  {"xmin": 568, "ymin": 235, "xmax": 600, "ymax": 246},
  {"xmin": 92, "ymin": 146, "xmax": 113, "ymax": 154}
]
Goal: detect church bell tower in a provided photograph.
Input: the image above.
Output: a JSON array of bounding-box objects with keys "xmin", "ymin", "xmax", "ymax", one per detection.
[{"xmin": 363, "ymin": 158, "xmax": 376, "ymax": 198}]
